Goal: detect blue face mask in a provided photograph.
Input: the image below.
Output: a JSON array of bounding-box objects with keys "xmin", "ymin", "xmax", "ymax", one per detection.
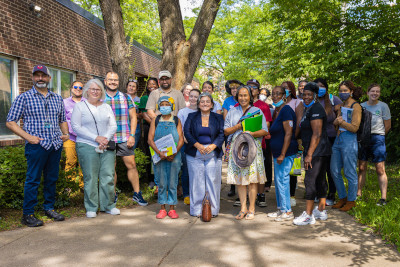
[
  {"xmin": 285, "ymin": 89, "xmax": 290, "ymax": 98},
  {"xmin": 303, "ymin": 100, "xmax": 315, "ymax": 108},
  {"xmin": 339, "ymin": 93, "xmax": 351, "ymax": 101},
  {"xmin": 160, "ymin": 106, "xmax": 172, "ymax": 115},
  {"xmin": 272, "ymin": 99, "xmax": 284, "ymax": 108},
  {"xmin": 318, "ymin": 88, "xmax": 326, "ymax": 97}
]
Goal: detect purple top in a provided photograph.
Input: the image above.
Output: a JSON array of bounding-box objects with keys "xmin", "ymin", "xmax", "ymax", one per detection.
[{"xmin": 64, "ymin": 96, "xmax": 84, "ymax": 142}]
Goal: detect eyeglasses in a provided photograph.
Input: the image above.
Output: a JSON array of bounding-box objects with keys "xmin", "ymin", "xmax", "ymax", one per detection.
[
  {"xmin": 89, "ymin": 88, "xmax": 101, "ymax": 92},
  {"xmin": 73, "ymin": 86, "xmax": 83, "ymax": 90},
  {"xmin": 128, "ymin": 79, "xmax": 137, "ymax": 83},
  {"xmin": 271, "ymin": 92, "xmax": 283, "ymax": 96},
  {"xmin": 107, "ymin": 79, "xmax": 119, "ymax": 82}
]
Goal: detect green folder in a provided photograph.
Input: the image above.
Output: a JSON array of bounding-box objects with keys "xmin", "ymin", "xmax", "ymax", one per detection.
[{"xmin": 242, "ymin": 114, "xmax": 262, "ymax": 132}]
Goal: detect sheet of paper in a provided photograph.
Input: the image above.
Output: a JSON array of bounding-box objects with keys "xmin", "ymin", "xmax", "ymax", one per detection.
[{"xmin": 150, "ymin": 134, "xmax": 177, "ymax": 164}]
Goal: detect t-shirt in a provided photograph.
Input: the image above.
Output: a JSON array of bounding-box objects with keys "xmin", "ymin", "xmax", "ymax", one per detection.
[
  {"xmin": 361, "ymin": 101, "xmax": 391, "ymax": 135},
  {"xmin": 269, "ymin": 105, "xmax": 298, "ymax": 158},
  {"xmin": 318, "ymin": 95, "xmax": 342, "ymax": 137},
  {"xmin": 299, "ymin": 102, "xmax": 331, "ymax": 157},
  {"xmin": 146, "ymin": 88, "xmax": 186, "ymax": 116},
  {"xmin": 138, "ymin": 95, "xmax": 149, "ymax": 112},
  {"xmin": 222, "ymin": 96, "xmax": 237, "ymax": 111},
  {"xmin": 212, "ymin": 100, "xmax": 222, "ymax": 113},
  {"xmin": 177, "ymin": 107, "xmax": 197, "ymax": 128}
]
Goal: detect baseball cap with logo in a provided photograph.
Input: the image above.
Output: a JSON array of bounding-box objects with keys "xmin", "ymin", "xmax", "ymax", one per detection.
[
  {"xmin": 158, "ymin": 70, "xmax": 172, "ymax": 79},
  {"xmin": 32, "ymin": 65, "xmax": 50, "ymax": 76},
  {"xmin": 247, "ymin": 79, "xmax": 260, "ymax": 88}
]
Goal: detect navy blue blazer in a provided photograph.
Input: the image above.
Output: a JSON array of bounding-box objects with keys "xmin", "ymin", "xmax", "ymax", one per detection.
[{"xmin": 184, "ymin": 111, "xmax": 225, "ymax": 158}]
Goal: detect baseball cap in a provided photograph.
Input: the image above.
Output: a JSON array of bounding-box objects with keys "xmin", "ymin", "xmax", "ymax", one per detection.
[
  {"xmin": 32, "ymin": 64, "xmax": 50, "ymax": 76},
  {"xmin": 158, "ymin": 70, "xmax": 172, "ymax": 79},
  {"xmin": 247, "ymin": 79, "xmax": 260, "ymax": 88}
]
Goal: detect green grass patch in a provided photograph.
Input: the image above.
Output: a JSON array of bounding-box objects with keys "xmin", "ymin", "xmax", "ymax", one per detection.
[{"xmin": 350, "ymin": 163, "xmax": 400, "ymax": 252}]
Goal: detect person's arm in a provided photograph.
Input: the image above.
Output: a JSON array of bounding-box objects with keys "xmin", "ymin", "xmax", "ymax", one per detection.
[
  {"xmin": 148, "ymin": 117, "xmax": 167, "ymax": 160},
  {"xmin": 6, "ymin": 121, "xmax": 43, "ymax": 144},
  {"xmin": 295, "ymin": 102, "xmax": 304, "ymax": 138},
  {"xmin": 167, "ymin": 119, "xmax": 184, "ymax": 161},
  {"xmin": 127, "ymin": 107, "xmax": 137, "ymax": 148},
  {"xmin": 276, "ymin": 120, "xmax": 293, "ymax": 164},
  {"xmin": 147, "ymin": 109, "xmax": 157, "ymax": 120},
  {"xmin": 145, "ymin": 91, "xmax": 157, "ymax": 120},
  {"xmin": 143, "ymin": 111, "xmax": 152, "ymax": 124},
  {"xmin": 304, "ymin": 119, "xmax": 323, "ymax": 170},
  {"xmin": 223, "ymin": 108, "xmax": 228, "ymax": 120},
  {"xmin": 384, "ymin": 119, "xmax": 391, "ymax": 135},
  {"xmin": 337, "ymin": 102, "xmax": 361, "ymax": 133},
  {"xmin": 59, "ymin": 122, "xmax": 69, "ymax": 142}
]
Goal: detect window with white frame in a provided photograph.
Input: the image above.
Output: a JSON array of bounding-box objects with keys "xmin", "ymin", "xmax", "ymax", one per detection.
[
  {"xmin": 47, "ymin": 67, "xmax": 75, "ymax": 99},
  {"xmin": 0, "ymin": 55, "xmax": 18, "ymax": 136}
]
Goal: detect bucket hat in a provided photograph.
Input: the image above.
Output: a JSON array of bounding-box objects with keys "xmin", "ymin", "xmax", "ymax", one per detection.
[{"xmin": 232, "ymin": 132, "xmax": 257, "ymax": 168}]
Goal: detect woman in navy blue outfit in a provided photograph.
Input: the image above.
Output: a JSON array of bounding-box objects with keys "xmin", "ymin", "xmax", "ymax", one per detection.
[{"xmin": 184, "ymin": 93, "xmax": 225, "ymax": 217}]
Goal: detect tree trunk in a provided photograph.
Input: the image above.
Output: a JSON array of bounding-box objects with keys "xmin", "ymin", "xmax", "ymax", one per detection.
[
  {"xmin": 158, "ymin": 0, "xmax": 221, "ymax": 90},
  {"xmin": 99, "ymin": 0, "xmax": 131, "ymax": 92}
]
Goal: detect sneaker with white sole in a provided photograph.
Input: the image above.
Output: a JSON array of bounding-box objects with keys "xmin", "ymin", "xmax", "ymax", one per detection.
[
  {"xmin": 86, "ymin": 211, "xmax": 97, "ymax": 218},
  {"xmin": 293, "ymin": 211, "xmax": 316, "ymax": 225},
  {"xmin": 275, "ymin": 211, "xmax": 294, "ymax": 221},
  {"xmin": 325, "ymin": 199, "xmax": 334, "ymax": 206},
  {"xmin": 312, "ymin": 206, "xmax": 328, "ymax": 220},
  {"xmin": 132, "ymin": 191, "xmax": 148, "ymax": 206},
  {"xmin": 290, "ymin": 197, "xmax": 296, "ymax": 207},
  {"xmin": 267, "ymin": 210, "xmax": 282, "ymax": 218},
  {"xmin": 105, "ymin": 208, "xmax": 120, "ymax": 215}
]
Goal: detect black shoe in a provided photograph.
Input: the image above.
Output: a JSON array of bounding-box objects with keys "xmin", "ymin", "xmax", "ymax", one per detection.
[
  {"xmin": 376, "ymin": 199, "xmax": 387, "ymax": 206},
  {"xmin": 21, "ymin": 214, "xmax": 44, "ymax": 227},
  {"xmin": 233, "ymin": 198, "xmax": 241, "ymax": 206},
  {"xmin": 256, "ymin": 193, "xmax": 267, "ymax": 207},
  {"xmin": 44, "ymin": 210, "xmax": 65, "ymax": 221}
]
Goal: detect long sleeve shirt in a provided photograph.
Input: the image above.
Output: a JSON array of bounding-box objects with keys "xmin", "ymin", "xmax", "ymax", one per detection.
[{"xmin": 71, "ymin": 100, "xmax": 117, "ymax": 148}]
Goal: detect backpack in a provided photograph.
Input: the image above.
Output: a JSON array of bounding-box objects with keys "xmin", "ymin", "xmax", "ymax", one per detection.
[
  {"xmin": 350, "ymin": 102, "xmax": 372, "ymax": 147},
  {"xmin": 155, "ymin": 114, "xmax": 179, "ymax": 128}
]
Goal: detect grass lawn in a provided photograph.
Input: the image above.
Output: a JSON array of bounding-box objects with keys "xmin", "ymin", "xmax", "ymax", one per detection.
[{"xmin": 350, "ymin": 163, "xmax": 400, "ymax": 252}]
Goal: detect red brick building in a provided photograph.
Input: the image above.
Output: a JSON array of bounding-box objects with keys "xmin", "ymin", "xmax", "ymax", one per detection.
[{"xmin": 0, "ymin": 0, "xmax": 161, "ymax": 146}]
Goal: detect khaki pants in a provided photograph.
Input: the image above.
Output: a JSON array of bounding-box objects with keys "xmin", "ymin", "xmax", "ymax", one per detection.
[{"xmin": 63, "ymin": 139, "xmax": 83, "ymax": 188}]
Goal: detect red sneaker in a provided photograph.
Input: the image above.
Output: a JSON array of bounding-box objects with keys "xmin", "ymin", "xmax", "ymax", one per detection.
[
  {"xmin": 168, "ymin": 210, "xmax": 179, "ymax": 219},
  {"xmin": 156, "ymin": 209, "xmax": 167, "ymax": 219}
]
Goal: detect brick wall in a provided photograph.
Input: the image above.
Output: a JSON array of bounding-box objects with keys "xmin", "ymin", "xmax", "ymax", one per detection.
[{"xmin": 0, "ymin": 0, "xmax": 161, "ymax": 145}]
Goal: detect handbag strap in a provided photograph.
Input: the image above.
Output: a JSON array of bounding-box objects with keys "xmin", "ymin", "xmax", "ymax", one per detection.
[{"xmin": 84, "ymin": 101, "xmax": 100, "ymax": 136}]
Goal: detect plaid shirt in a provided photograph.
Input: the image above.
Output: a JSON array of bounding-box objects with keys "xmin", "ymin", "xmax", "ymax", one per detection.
[
  {"xmin": 105, "ymin": 91, "xmax": 135, "ymax": 143},
  {"xmin": 7, "ymin": 86, "xmax": 66, "ymax": 150}
]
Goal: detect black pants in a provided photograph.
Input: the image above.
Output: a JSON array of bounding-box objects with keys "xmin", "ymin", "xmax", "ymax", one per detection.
[
  {"xmin": 304, "ymin": 156, "xmax": 328, "ymax": 200},
  {"xmin": 326, "ymin": 137, "xmax": 336, "ymax": 199},
  {"xmin": 263, "ymin": 139, "xmax": 273, "ymax": 187},
  {"xmin": 290, "ymin": 175, "xmax": 297, "ymax": 197}
]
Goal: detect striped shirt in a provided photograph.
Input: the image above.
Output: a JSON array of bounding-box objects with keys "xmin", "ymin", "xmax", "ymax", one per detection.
[
  {"xmin": 6, "ymin": 86, "xmax": 66, "ymax": 150},
  {"xmin": 104, "ymin": 91, "xmax": 135, "ymax": 143}
]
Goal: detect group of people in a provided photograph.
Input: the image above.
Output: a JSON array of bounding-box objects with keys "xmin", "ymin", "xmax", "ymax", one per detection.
[{"xmin": 6, "ymin": 64, "xmax": 391, "ymax": 227}]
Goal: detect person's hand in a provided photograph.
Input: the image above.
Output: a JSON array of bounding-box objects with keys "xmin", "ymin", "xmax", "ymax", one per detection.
[
  {"xmin": 205, "ymin": 144, "xmax": 217, "ymax": 154},
  {"xmin": 334, "ymin": 116, "xmax": 343, "ymax": 126},
  {"xmin": 166, "ymin": 153, "xmax": 176, "ymax": 162},
  {"xmin": 27, "ymin": 135, "xmax": 43, "ymax": 144},
  {"xmin": 236, "ymin": 122, "xmax": 243, "ymax": 131},
  {"xmin": 95, "ymin": 136, "xmax": 109, "ymax": 147},
  {"xmin": 304, "ymin": 154, "xmax": 313, "ymax": 170},
  {"xmin": 195, "ymin": 143, "xmax": 207, "ymax": 155},
  {"xmin": 277, "ymin": 154, "xmax": 285, "ymax": 165},
  {"xmin": 60, "ymin": 134, "xmax": 69, "ymax": 142},
  {"xmin": 158, "ymin": 151, "xmax": 167, "ymax": 160},
  {"xmin": 127, "ymin": 135, "xmax": 135, "ymax": 148}
]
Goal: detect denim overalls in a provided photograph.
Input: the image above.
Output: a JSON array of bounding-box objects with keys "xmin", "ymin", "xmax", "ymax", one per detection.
[{"xmin": 154, "ymin": 117, "xmax": 181, "ymax": 205}]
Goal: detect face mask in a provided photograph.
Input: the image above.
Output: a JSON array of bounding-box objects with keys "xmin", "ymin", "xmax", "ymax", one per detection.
[
  {"xmin": 259, "ymin": 95, "xmax": 267, "ymax": 102},
  {"xmin": 339, "ymin": 93, "xmax": 351, "ymax": 101},
  {"xmin": 318, "ymin": 88, "xmax": 326, "ymax": 97},
  {"xmin": 160, "ymin": 106, "xmax": 172, "ymax": 115},
  {"xmin": 285, "ymin": 89, "xmax": 290, "ymax": 98},
  {"xmin": 272, "ymin": 99, "xmax": 284, "ymax": 108},
  {"xmin": 303, "ymin": 100, "xmax": 315, "ymax": 108}
]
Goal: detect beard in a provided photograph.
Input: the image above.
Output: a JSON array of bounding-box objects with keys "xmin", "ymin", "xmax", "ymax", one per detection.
[
  {"xmin": 35, "ymin": 81, "xmax": 48, "ymax": 89},
  {"xmin": 106, "ymin": 85, "xmax": 118, "ymax": 92},
  {"xmin": 161, "ymin": 83, "xmax": 171, "ymax": 90}
]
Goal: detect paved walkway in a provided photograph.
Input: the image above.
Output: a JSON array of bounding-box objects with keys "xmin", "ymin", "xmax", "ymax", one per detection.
[{"xmin": 1, "ymin": 164, "xmax": 399, "ymax": 266}]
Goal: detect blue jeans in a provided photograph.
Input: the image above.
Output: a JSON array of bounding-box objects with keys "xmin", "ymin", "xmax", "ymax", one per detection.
[
  {"xmin": 180, "ymin": 144, "xmax": 189, "ymax": 197},
  {"xmin": 187, "ymin": 151, "xmax": 222, "ymax": 216},
  {"xmin": 273, "ymin": 155, "xmax": 295, "ymax": 212},
  {"xmin": 154, "ymin": 152, "xmax": 181, "ymax": 205},
  {"xmin": 330, "ymin": 131, "xmax": 358, "ymax": 201},
  {"xmin": 23, "ymin": 144, "xmax": 62, "ymax": 215}
]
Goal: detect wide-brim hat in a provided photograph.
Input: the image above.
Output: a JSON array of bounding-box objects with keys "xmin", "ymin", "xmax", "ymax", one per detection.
[{"xmin": 232, "ymin": 132, "xmax": 257, "ymax": 168}]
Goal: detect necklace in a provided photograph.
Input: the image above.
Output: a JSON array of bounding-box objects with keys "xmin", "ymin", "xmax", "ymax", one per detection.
[{"xmin": 201, "ymin": 113, "xmax": 210, "ymax": 117}]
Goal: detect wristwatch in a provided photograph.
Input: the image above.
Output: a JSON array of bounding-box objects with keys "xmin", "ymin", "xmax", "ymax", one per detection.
[{"xmin": 130, "ymin": 134, "xmax": 135, "ymax": 137}]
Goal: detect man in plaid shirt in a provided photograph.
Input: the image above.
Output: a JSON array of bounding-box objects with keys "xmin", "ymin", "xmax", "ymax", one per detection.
[
  {"xmin": 104, "ymin": 72, "xmax": 147, "ymax": 206},
  {"xmin": 6, "ymin": 65, "xmax": 70, "ymax": 227}
]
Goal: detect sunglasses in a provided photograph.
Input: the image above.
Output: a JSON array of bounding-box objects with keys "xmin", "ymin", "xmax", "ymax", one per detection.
[
  {"xmin": 128, "ymin": 79, "xmax": 138, "ymax": 83},
  {"xmin": 248, "ymin": 85, "xmax": 259, "ymax": 89},
  {"xmin": 73, "ymin": 86, "xmax": 83, "ymax": 90}
]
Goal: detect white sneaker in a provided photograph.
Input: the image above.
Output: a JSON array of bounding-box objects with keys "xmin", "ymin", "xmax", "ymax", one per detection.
[
  {"xmin": 293, "ymin": 211, "xmax": 316, "ymax": 225},
  {"xmin": 105, "ymin": 208, "xmax": 120, "ymax": 215},
  {"xmin": 86, "ymin": 211, "xmax": 97, "ymax": 218},
  {"xmin": 275, "ymin": 211, "xmax": 294, "ymax": 221},
  {"xmin": 267, "ymin": 210, "xmax": 282, "ymax": 218},
  {"xmin": 312, "ymin": 206, "xmax": 328, "ymax": 220},
  {"xmin": 326, "ymin": 199, "xmax": 334, "ymax": 206},
  {"xmin": 290, "ymin": 197, "xmax": 296, "ymax": 207}
]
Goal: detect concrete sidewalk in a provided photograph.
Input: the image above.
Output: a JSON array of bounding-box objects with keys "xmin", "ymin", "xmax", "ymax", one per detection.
[{"xmin": 1, "ymin": 166, "xmax": 399, "ymax": 266}]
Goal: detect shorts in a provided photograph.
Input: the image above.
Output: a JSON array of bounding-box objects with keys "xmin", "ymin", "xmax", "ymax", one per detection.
[
  {"xmin": 116, "ymin": 142, "xmax": 135, "ymax": 157},
  {"xmin": 358, "ymin": 134, "xmax": 386, "ymax": 163}
]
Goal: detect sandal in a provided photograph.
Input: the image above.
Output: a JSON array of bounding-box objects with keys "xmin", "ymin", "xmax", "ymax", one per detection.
[
  {"xmin": 245, "ymin": 212, "xmax": 255, "ymax": 220},
  {"xmin": 235, "ymin": 211, "xmax": 247, "ymax": 220}
]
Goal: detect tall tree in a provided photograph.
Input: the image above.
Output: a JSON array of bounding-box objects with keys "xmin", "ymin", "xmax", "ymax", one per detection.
[{"xmin": 157, "ymin": 0, "xmax": 222, "ymax": 89}]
